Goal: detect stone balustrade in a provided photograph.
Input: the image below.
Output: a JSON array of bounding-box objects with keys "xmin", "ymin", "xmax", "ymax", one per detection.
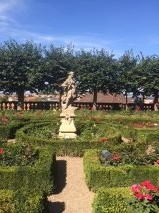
[{"xmin": 0, "ymin": 101, "xmax": 154, "ymax": 111}]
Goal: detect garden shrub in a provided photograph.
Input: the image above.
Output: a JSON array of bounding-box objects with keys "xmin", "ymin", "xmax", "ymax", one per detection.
[
  {"xmin": 0, "ymin": 190, "xmax": 15, "ymax": 213},
  {"xmin": 0, "ymin": 146, "xmax": 56, "ymax": 195},
  {"xmin": 93, "ymin": 187, "xmax": 133, "ymax": 213},
  {"xmin": 0, "ymin": 190, "xmax": 48, "ymax": 213},
  {"xmin": 15, "ymin": 120, "xmax": 122, "ymax": 156},
  {"xmin": 14, "ymin": 191, "xmax": 48, "ymax": 213},
  {"xmin": 0, "ymin": 144, "xmax": 39, "ymax": 166},
  {"xmin": 84, "ymin": 149, "xmax": 159, "ymax": 191},
  {"xmin": 0, "ymin": 125, "xmax": 9, "ymax": 144},
  {"xmin": 7, "ymin": 121, "xmax": 26, "ymax": 139}
]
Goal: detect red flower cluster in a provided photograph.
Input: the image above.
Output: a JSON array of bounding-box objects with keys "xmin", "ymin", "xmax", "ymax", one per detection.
[
  {"xmin": 0, "ymin": 148, "xmax": 5, "ymax": 154},
  {"xmin": 112, "ymin": 153, "xmax": 122, "ymax": 161},
  {"xmin": 154, "ymin": 160, "xmax": 159, "ymax": 166},
  {"xmin": 99, "ymin": 137, "xmax": 109, "ymax": 143},
  {"xmin": 131, "ymin": 180, "xmax": 159, "ymax": 201}
]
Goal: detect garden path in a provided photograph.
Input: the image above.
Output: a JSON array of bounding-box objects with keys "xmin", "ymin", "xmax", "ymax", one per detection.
[{"xmin": 48, "ymin": 156, "xmax": 94, "ymax": 213}]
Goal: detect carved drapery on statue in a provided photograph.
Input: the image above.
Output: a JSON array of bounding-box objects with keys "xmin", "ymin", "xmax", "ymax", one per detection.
[{"xmin": 59, "ymin": 71, "xmax": 77, "ymax": 139}]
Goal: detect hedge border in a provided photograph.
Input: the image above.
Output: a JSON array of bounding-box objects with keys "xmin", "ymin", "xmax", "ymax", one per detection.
[{"xmin": 84, "ymin": 149, "xmax": 159, "ymax": 191}]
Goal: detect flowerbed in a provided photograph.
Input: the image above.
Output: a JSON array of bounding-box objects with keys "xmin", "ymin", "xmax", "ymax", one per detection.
[
  {"xmin": 0, "ymin": 144, "xmax": 39, "ymax": 166},
  {"xmin": 84, "ymin": 149, "xmax": 159, "ymax": 191},
  {"xmin": 130, "ymin": 180, "xmax": 159, "ymax": 212},
  {"xmin": 100, "ymin": 144, "xmax": 159, "ymax": 166},
  {"xmin": 93, "ymin": 181, "xmax": 159, "ymax": 213}
]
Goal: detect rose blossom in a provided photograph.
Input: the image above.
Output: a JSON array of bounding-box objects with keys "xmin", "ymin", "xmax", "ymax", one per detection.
[
  {"xmin": 144, "ymin": 194, "xmax": 153, "ymax": 201},
  {"xmin": 131, "ymin": 184, "xmax": 142, "ymax": 193},
  {"xmin": 0, "ymin": 148, "xmax": 4, "ymax": 154}
]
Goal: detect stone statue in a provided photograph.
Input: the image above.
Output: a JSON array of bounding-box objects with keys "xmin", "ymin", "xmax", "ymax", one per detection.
[
  {"xmin": 59, "ymin": 71, "xmax": 77, "ymax": 139},
  {"xmin": 61, "ymin": 71, "xmax": 76, "ymax": 109}
]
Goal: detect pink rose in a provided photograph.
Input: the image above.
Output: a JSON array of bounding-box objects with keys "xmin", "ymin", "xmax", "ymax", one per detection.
[
  {"xmin": 135, "ymin": 192, "xmax": 144, "ymax": 200},
  {"xmin": 131, "ymin": 184, "xmax": 142, "ymax": 193},
  {"xmin": 144, "ymin": 194, "xmax": 153, "ymax": 201},
  {"xmin": 141, "ymin": 180, "xmax": 156, "ymax": 191},
  {"xmin": 0, "ymin": 148, "xmax": 4, "ymax": 154}
]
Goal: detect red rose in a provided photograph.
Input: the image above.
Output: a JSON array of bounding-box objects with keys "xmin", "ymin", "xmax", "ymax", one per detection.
[
  {"xmin": 154, "ymin": 160, "xmax": 159, "ymax": 166},
  {"xmin": 141, "ymin": 180, "xmax": 156, "ymax": 191},
  {"xmin": 135, "ymin": 192, "xmax": 144, "ymax": 200},
  {"xmin": 112, "ymin": 155, "xmax": 122, "ymax": 161},
  {"xmin": 144, "ymin": 194, "xmax": 153, "ymax": 201},
  {"xmin": 0, "ymin": 148, "xmax": 4, "ymax": 154},
  {"xmin": 131, "ymin": 184, "xmax": 142, "ymax": 193}
]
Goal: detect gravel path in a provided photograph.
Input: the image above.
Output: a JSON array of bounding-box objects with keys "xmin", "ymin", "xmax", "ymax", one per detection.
[{"xmin": 48, "ymin": 156, "xmax": 94, "ymax": 213}]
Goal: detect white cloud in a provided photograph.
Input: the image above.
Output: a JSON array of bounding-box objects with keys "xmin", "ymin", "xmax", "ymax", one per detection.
[
  {"xmin": 0, "ymin": 15, "xmax": 15, "ymax": 26},
  {"xmin": 0, "ymin": 0, "xmax": 124, "ymax": 57},
  {"xmin": 0, "ymin": 0, "xmax": 24, "ymax": 14}
]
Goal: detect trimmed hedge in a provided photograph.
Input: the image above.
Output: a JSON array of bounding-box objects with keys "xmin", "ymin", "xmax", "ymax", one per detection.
[
  {"xmin": 0, "ymin": 190, "xmax": 15, "ymax": 212},
  {"xmin": 0, "ymin": 146, "xmax": 56, "ymax": 195},
  {"xmin": 15, "ymin": 122, "xmax": 122, "ymax": 156},
  {"xmin": 0, "ymin": 125, "xmax": 9, "ymax": 143},
  {"xmin": 0, "ymin": 190, "xmax": 48, "ymax": 213},
  {"xmin": 84, "ymin": 149, "xmax": 159, "ymax": 191},
  {"xmin": 0, "ymin": 121, "xmax": 26, "ymax": 144},
  {"xmin": 93, "ymin": 187, "xmax": 133, "ymax": 213}
]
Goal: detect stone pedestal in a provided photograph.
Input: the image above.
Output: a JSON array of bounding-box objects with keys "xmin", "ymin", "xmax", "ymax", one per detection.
[{"xmin": 59, "ymin": 107, "xmax": 77, "ymax": 139}]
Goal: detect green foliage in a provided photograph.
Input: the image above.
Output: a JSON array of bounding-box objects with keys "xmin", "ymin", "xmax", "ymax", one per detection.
[
  {"xmin": 0, "ymin": 190, "xmax": 15, "ymax": 213},
  {"xmin": 137, "ymin": 55, "xmax": 159, "ymax": 100},
  {"xmin": 0, "ymin": 39, "xmax": 43, "ymax": 103},
  {"xmin": 84, "ymin": 149, "xmax": 159, "ymax": 191},
  {"xmin": 0, "ymin": 147, "xmax": 56, "ymax": 195},
  {"xmin": 43, "ymin": 44, "xmax": 75, "ymax": 93},
  {"xmin": 0, "ymin": 144, "xmax": 39, "ymax": 166},
  {"xmin": 0, "ymin": 190, "xmax": 47, "ymax": 213},
  {"xmin": 100, "ymin": 144, "xmax": 159, "ymax": 166},
  {"xmin": 118, "ymin": 50, "xmax": 138, "ymax": 97},
  {"xmin": 0, "ymin": 125, "xmax": 9, "ymax": 145},
  {"xmin": 75, "ymin": 49, "xmax": 118, "ymax": 107},
  {"xmin": 93, "ymin": 187, "xmax": 133, "ymax": 213}
]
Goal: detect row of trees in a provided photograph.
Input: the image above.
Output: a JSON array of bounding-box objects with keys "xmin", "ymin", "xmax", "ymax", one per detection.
[{"xmin": 0, "ymin": 39, "xmax": 159, "ymax": 109}]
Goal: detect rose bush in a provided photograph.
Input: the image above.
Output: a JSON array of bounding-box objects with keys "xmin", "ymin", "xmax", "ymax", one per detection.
[{"xmin": 129, "ymin": 180, "xmax": 159, "ymax": 213}]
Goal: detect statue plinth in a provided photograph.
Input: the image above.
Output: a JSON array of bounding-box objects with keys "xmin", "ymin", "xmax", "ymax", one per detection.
[{"xmin": 59, "ymin": 107, "xmax": 77, "ymax": 139}]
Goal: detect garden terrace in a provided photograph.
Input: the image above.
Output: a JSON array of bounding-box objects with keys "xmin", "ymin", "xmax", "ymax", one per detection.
[{"xmin": 0, "ymin": 110, "xmax": 159, "ymax": 212}]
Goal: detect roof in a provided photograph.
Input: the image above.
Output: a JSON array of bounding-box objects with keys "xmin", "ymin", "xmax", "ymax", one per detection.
[{"xmin": 75, "ymin": 92, "xmax": 133, "ymax": 104}]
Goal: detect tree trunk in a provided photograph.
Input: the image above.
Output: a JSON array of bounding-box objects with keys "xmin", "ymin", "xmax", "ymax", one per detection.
[
  {"xmin": 17, "ymin": 89, "xmax": 24, "ymax": 110},
  {"xmin": 154, "ymin": 91, "xmax": 159, "ymax": 111},
  {"xmin": 59, "ymin": 90, "xmax": 62, "ymax": 109},
  {"xmin": 92, "ymin": 89, "xmax": 98, "ymax": 110},
  {"xmin": 125, "ymin": 91, "xmax": 128, "ymax": 110}
]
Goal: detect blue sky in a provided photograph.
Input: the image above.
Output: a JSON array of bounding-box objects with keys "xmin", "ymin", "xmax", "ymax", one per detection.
[{"xmin": 0, "ymin": 0, "xmax": 159, "ymax": 57}]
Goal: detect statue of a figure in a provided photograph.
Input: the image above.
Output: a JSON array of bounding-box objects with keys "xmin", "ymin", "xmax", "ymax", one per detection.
[
  {"xmin": 59, "ymin": 71, "xmax": 77, "ymax": 139},
  {"xmin": 61, "ymin": 71, "xmax": 76, "ymax": 109}
]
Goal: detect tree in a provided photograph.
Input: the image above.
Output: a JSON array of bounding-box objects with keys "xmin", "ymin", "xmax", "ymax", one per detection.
[
  {"xmin": 42, "ymin": 45, "xmax": 75, "ymax": 95},
  {"xmin": 75, "ymin": 48, "xmax": 118, "ymax": 109},
  {"xmin": 118, "ymin": 50, "xmax": 138, "ymax": 109},
  {"xmin": 0, "ymin": 40, "xmax": 43, "ymax": 107},
  {"xmin": 138, "ymin": 55, "xmax": 159, "ymax": 110}
]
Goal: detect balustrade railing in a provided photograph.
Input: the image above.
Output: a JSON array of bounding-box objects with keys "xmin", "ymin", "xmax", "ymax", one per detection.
[{"xmin": 0, "ymin": 101, "xmax": 155, "ymax": 111}]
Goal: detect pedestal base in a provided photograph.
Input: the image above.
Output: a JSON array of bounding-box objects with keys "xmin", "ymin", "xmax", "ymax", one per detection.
[
  {"xmin": 59, "ymin": 132, "xmax": 77, "ymax": 139},
  {"xmin": 59, "ymin": 116, "xmax": 77, "ymax": 139}
]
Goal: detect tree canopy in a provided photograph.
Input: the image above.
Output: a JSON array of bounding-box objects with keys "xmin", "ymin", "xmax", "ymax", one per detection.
[
  {"xmin": 0, "ymin": 40, "xmax": 43, "ymax": 104},
  {"xmin": 75, "ymin": 49, "xmax": 118, "ymax": 108},
  {"xmin": 0, "ymin": 39, "xmax": 159, "ymax": 109}
]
